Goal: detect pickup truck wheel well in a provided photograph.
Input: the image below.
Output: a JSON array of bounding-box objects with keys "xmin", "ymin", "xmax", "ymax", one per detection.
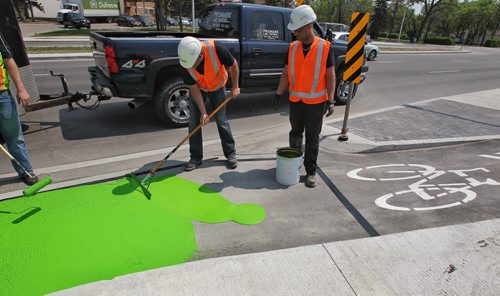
[{"xmin": 154, "ymin": 79, "xmax": 190, "ymax": 127}]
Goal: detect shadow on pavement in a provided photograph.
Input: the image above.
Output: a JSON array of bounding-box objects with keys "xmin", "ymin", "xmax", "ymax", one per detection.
[
  {"xmin": 200, "ymin": 167, "xmax": 287, "ymax": 192},
  {"xmin": 57, "ymin": 94, "xmax": 288, "ymax": 141}
]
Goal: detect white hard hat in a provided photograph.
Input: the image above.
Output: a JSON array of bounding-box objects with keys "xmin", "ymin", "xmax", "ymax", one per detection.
[
  {"xmin": 178, "ymin": 36, "xmax": 202, "ymax": 68},
  {"xmin": 287, "ymin": 5, "xmax": 317, "ymax": 31}
]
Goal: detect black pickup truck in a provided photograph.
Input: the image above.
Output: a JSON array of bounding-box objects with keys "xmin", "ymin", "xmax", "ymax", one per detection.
[{"xmin": 89, "ymin": 2, "xmax": 368, "ymax": 126}]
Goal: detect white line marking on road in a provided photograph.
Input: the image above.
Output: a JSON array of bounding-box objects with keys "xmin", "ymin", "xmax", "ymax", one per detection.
[
  {"xmin": 0, "ymin": 138, "xmax": 222, "ymax": 180},
  {"xmin": 479, "ymin": 153, "xmax": 500, "ymax": 160},
  {"xmin": 377, "ymin": 61, "xmax": 405, "ymax": 63},
  {"xmin": 0, "ymin": 169, "xmax": 132, "ymax": 200},
  {"xmin": 427, "ymin": 70, "xmax": 461, "ymax": 74}
]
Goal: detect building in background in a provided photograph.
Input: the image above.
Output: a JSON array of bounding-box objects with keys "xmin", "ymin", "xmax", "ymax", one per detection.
[{"xmin": 123, "ymin": 0, "xmax": 154, "ymax": 17}]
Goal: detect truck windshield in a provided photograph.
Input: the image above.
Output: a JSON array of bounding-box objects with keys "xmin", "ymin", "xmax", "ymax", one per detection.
[{"xmin": 199, "ymin": 6, "xmax": 240, "ymax": 38}]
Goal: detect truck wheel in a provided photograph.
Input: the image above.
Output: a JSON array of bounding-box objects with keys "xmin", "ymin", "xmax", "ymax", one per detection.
[
  {"xmin": 335, "ymin": 68, "xmax": 358, "ymax": 105},
  {"xmin": 154, "ymin": 80, "xmax": 191, "ymax": 127}
]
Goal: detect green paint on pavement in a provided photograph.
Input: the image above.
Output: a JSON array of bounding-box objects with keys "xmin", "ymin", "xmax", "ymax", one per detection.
[{"xmin": 0, "ymin": 175, "xmax": 266, "ymax": 295}]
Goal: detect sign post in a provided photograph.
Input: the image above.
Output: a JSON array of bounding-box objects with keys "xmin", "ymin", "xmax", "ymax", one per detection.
[{"xmin": 339, "ymin": 12, "xmax": 369, "ymax": 141}]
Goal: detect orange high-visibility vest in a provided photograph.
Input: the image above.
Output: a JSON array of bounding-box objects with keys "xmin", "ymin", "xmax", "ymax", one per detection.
[
  {"xmin": 0, "ymin": 52, "xmax": 9, "ymax": 91},
  {"xmin": 187, "ymin": 40, "xmax": 228, "ymax": 92},
  {"xmin": 287, "ymin": 36, "xmax": 330, "ymax": 104}
]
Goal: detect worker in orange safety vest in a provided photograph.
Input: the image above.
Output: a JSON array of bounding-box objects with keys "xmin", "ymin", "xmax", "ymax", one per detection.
[
  {"xmin": 178, "ymin": 37, "xmax": 240, "ymax": 171},
  {"xmin": 275, "ymin": 5, "xmax": 336, "ymax": 188}
]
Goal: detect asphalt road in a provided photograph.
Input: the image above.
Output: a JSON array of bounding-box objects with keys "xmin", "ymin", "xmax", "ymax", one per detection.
[
  {"xmin": 2, "ymin": 48, "xmax": 499, "ymax": 174},
  {"xmin": 1, "ymin": 47, "xmax": 499, "ymax": 264},
  {"xmin": 3, "ymin": 47, "xmax": 494, "ymax": 170},
  {"xmin": 24, "ymin": 47, "xmax": 500, "ymax": 161}
]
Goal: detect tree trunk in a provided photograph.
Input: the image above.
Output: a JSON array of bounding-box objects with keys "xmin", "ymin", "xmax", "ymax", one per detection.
[
  {"xmin": 178, "ymin": 2, "xmax": 183, "ymax": 32},
  {"xmin": 389, "ymin": 2, "xmax": 399, "ymax": 33},
  {"xmin": 480, "ymin": 30, "xmax": 488, "ymax": 45},
  {"xmin": 423, "ymin": 16, "xmax": 434, "ymax": 41}
]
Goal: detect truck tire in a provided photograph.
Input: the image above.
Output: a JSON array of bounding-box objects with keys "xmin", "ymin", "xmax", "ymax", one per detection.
[
  {"xmin": 154, "ymin": 79, "xmax": 191, "ymax": 127},
  {"xmin": 335, "ymin": 68, "xmax": 358, "ymax": 105}
]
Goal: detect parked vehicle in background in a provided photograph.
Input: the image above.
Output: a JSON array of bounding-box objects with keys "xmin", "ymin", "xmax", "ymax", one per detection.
[
  {"xmin": 178, "ymin": 17, "xmax": 192, "ymax": 26},
  {"xmin": 319, "ymin": 22, "xmax": 349, "ymax": 32},
  {"xmin": 115, "ymin": 15, "xmax": 142, "ymax": 27},
  {"xmin": 331, "ymin": 31, "xmax": 379, "ymax": 61},
  {"xmin": 88, "ymin": 3, "xmax": 369, "ymax": 126},
  {"xmin": 57, "ymin": 0, "xmax": 120, "ymax": 23},
  {"xmin": 133, "ymin": 15, "xmax": 155, "ymax": 27},
  {"xmin": 165, "ymin": 16, "xmax": 179, "ymax": 26},
  {"xmin": 63, "ymin": 12, "xmax": 91, "ymax": 29}
]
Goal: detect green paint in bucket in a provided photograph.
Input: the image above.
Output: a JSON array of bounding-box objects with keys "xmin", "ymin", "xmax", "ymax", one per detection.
[
  {"xmin": 0, "ymin": 175, "xmax": 266, "ymax": 295},
  {"xmin": 276, "ymin": 147, "xmax": 303, "ymax": 186}
]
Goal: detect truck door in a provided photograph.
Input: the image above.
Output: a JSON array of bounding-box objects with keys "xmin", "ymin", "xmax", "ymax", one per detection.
[{"xmin": 242, "ymin": 10, "xmax": 289, "ymax": 89}]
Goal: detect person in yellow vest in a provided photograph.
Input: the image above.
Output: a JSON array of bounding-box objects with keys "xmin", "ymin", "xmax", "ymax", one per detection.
[
  {"xmin": 177, "ymin": 37, "xmax": 240, "ymax": 171},
  {"xmin": 0, "ymin": 33, "xmax": 38, "ymax": 185},
  {"xmin": 275, "ymin": 5, "xmax": 336, "ymax": 188}
]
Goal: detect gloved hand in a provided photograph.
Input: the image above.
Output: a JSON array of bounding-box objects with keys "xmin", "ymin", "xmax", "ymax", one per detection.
[
  {"xmin": 324, "ymin": 101, "xmax": 335, "ymax": 117},
  {"xmin": 273, "ymin": 93, "xmax": 281, "ymax": 109}
]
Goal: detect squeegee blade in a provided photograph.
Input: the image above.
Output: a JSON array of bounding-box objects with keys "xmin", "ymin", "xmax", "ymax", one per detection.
[{"xmin": 127, "ymin": 173, "xmax": 152, "ymax": 199}]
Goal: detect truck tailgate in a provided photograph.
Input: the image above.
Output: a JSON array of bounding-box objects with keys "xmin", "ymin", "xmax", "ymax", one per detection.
[{"xmin": 90, "ymin": 32, "xmax": 109, "ymax": 76}]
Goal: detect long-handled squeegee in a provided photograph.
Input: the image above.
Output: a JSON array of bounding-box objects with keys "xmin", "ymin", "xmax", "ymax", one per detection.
[
  {"xmin": 128, "ymin": 95, "xmax": 235, "ymax": 199},
  {"xmin": 0, "ymin": 144, "xmax": 52, "ymax": 197}
]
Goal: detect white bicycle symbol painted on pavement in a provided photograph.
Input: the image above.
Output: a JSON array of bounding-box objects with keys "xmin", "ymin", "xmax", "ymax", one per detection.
[{"xmin": 347, "ymin": 164, "xmax": 500, "ymax": 211}]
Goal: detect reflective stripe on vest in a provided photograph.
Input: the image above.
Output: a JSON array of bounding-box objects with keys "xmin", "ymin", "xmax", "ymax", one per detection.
[
  {"xmin": 288, "ymin": 37, "xmax": 329, "ymax": 104},
  {"xmin": 187, "ymin": 40, "xmax": 228, "ymax": 92},
  {"xmin": 0, "ymin": 52, "xmax": 9, "ymax": 91}
]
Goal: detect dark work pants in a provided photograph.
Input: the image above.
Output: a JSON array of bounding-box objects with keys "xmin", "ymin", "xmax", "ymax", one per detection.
[
  {"xmin": 289, "ymin": 100, "xmax": 326, "ymax": 176},
  {"xmin": 188, "ymin": 87, "xmax": 235, "ymax": 161}
]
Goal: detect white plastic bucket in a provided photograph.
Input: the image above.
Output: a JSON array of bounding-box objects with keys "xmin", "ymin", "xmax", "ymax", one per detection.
[{"xmin": 276, "ymin": 147, "xmax": 303, "ymax": 186}]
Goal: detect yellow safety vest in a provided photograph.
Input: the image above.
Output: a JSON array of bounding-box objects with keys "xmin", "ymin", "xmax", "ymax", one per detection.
[{"xmin": 0, "ymin": 52, "xmax": 9, "ymax": 91}]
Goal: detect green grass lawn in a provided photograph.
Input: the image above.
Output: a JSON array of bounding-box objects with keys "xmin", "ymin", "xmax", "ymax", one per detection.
[
  {"xmin": 35, "ymin": 29, "xmax": 93, "ymax": 37},
  {"xmin": 27, "ymin": 46, "xmax": 92, "ymax": 53}
]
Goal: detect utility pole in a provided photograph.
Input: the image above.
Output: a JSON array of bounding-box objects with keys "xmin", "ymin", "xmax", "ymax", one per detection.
[
  {"xmin": 397, "ymin": 3, "xmax": 406, "ymax": 43},
  {"xmin": 192, "ymin": 0, "xmax": 195, "ymax": 33}
]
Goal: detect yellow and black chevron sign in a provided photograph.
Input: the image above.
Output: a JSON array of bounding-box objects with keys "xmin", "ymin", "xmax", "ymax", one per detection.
[{"xmin": 343, "ymin": 12, "xmax": 370, "ymax": 84}]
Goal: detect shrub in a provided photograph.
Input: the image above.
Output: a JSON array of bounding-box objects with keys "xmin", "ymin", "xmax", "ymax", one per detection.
[
  {"xmin": 388, "ymin": 32, "xmax": 399, "ymax": 39},
  {"xmin": 484, "ymin": 39, "xmax": 500, "ymax": 47},
  {"xmin": 378, "ymin": 32, "xmax": 388, "ymax": 38},
  {"xmin": 424, "ymin": 36, "xmax": 454, "ymax": 45}
]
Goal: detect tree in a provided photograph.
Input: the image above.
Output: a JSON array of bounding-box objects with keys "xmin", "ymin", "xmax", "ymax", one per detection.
[
  {"xmin": 411, "ymin": 0, "xmax": 449, "ymax": 42},
  {"xmin": 453, "ymin": 0, "xmax": 499, "ymax": 45},
  {"xmin": 310, "ymin": 0, "xmax": 373, "ymax": 25},
  {"xmin": 12, "ymin": 0, "xmax": 44, "ymax": 21},
  {"xmin": 370, "ymin": 0, "xmax": 389, "ymax": 38}
]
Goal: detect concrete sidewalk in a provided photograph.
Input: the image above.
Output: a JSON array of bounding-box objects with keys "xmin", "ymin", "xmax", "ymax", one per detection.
[
  {"xmin": 49, "ymin": 219, "xmax": 500, "ymax": 296},
  {"xmin": 45, "ymin": 88, "xmax": 500, "ymax": 295}
]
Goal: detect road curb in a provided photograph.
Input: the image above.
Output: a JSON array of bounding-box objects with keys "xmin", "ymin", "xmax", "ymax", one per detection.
[{"xmin": 380, "ymin": 50, "xmax": 472, "ymax": 54}]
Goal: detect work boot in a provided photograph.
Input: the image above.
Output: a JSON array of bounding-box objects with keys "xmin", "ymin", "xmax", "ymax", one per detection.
[
  {"xmin": 227, "ymin": 154, "xmax": 238, "ymax": 169},
  {"xmin": 305, "ymin": 174, "xmax": 317, "ymax": 188},
  {"xmin": 184, "ymin": 159, "xmax": 202, "ymax": 172},
  {"xmin": 21, "ymin": 172, "xmax": 38, "ymax": 186}
]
